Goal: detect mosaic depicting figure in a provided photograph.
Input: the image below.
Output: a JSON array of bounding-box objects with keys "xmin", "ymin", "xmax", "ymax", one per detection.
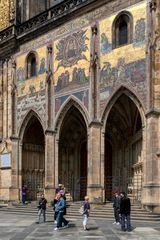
[
  {"xmin": 17, "ymin": 67, "xmax": 25, "ymax": 85},
  {"xmin": 38, "ymin": 58, "xmax": 46, "ymax": 74},
  {"xmin": 101, "ymin": 33, "xmax": 112, "ymax": 54},
  {"xmin": 55, "ymin": 67, "xmax": 89, "ymax": 93},
  {"xmin": 55, "ymin": 90, "xmax": 89, "ymax": 113},
  {"xmin": 100, "ymin": 58, "xmax": 146, "ymax": 102},
  {"xmin": 134, "ymin": 18, "xmax": 145, "ymax": 46},
  {"xmin": 55, "ymin": 30, "xmax": 89, "ymax": 69}
]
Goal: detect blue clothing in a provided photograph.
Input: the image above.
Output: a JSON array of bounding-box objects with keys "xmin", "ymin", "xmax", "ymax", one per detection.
[
  {"xmin": 56, "ymin": 211, "xmax": 68, "ymax": 228},
  {"xmin": 55, "ymin": 197, "xmax": 68, "ymax": 228},
  {"xmin": 55, "ymin": 197, "xmax": 66, "ymax": 213}
]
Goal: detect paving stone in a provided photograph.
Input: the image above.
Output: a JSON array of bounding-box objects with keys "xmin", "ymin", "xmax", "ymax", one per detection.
[{"xmin": 0, "ymin": 212, "xmax": 160, "ymax": 240}]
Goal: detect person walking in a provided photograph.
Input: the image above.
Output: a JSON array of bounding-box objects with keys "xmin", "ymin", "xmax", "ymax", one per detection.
[
  {"xmin": 120, "ymin": 192, "xmax": 132, "ymax": 232},
  {"xmin": 82, "ymin": 196, "xmax": 90, "ymax": 231},
  {"xmin": 54, "ymin": 192, "xmax": 69, "ymax": 230},
  {"xmin": 112, "ymin": 192, "xmax": 120, "ymax": 225},
  {"xmin": 52, "ymin": 193, "xmax": 58, "ymax": 223},
  {"xmin": 36, "ymin": 193, "xmax": 47, "ymax": 224}
]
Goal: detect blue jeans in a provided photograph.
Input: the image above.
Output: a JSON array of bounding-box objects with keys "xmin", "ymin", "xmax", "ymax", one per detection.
[
  {"xmin": 22, "ymin": 194, "xmax": 26, "ymax": 204},
  {"xmin": 56, "ymin": 211, "xmax": 68, "ymax": 228},
  {"xmin": 121, "ymin": 213, "xmax": 131, "ymax": 230}
]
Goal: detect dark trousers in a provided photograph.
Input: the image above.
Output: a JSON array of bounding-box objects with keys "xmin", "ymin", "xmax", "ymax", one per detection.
[
  {"xmin": 121, "ymin": 213, "xmax": 131, "ymax": 230},
  {"xmin": 22, "ymin": 194, "xmax": 26, "ymax": 204},
  {"xmin": 114, "ymin": 208, "xmax": 120, "ymax": 222},
  {"xmin": 56, "ymin": 211, "xmax": 68, "ymax": 228},
  {"xmin": 54, "ymin": 211, "xmax": 58, "ymax": 221}
]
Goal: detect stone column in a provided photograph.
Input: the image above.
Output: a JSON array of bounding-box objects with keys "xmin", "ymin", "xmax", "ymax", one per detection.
[
  {"xmin": 9, "ymin": 136, "xmax": 20, "ymax": 201},
  {"xmin": 90, "ymin": 24, "xmax": 99, "ymax": 120},
  {"xmin": 9, "ymin": 57, "xmax": 19, "ymax": 201},
  {"xmin": 0, "ymin": 60, "xmax": 3, "ymax": 138},
  {"xmin": 142, "ymin": 112, "xmax": 160, "ymax": 213},
  {"xmin": 0, "ymin": 61, "xmax": 2, "ymax": 193},
  {"xmin": 143, "ymin": 0, "xmax": 160, "ymax": 213},
  {"xmin": 2, "ymin": 59, "xmax": 8, "ymax": 139},
  {"xmin": 87, "ymin": 122, "xmax": 102, "ymax": 202},
  {"xmin": 44, "ymin": 130, "xmax": 56, "ymax": 201},
  {"xmin": 100, "ymin": 130, "xmax": 105, "ymax": 202}
]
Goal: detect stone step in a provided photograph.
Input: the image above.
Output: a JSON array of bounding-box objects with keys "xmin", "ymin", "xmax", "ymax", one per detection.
[
  {"xmin": 0, "ymin": 203, "xmax": 160, "ymax": 222},
  {"xmin": 0, "ymin": 208, "xmax": 159, "ymax": 222}
]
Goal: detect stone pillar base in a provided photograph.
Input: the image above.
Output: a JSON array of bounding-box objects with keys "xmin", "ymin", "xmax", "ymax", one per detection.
[
  {"xmin": 45, "ymin": 186, "xmax": 55, "ymax": 203},
  {"xmin": 87, "ymin": 184, "xmax": 103, "ymax": 203},
  {"xmin": 142, "ymin": 184, "xmax": 160, "ymax": 213}
]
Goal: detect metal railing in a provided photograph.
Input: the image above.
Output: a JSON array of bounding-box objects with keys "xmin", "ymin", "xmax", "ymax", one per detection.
[{"xmin": 0, "ymin": 0, "xmax": 96, "ymax": 44}]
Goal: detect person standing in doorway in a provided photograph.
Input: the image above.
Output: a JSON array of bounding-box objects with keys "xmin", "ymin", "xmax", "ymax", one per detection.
[
  {"xmin": 112, "ymin": 192, "xmax": 120, "ymax": 225},
  {"xmin": 82, "ymin": 196, "xmax": 90, "ymax": 231},
  {"xmin": 36, "ymin": 194, "xmax": 47, "ymax": 224},
  {"xmin": 22, "ymin": 185, "xmax": 27, "ymax": 205},
  {"xmin": 120, "ymin": 192, "xmax": 132, "ymax": 232}
]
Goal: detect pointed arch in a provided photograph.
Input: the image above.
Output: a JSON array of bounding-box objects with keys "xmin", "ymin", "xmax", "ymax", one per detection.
[
  {"xmin": 54, "ymin": 96, "xmax": 90, "ymax": 135},
  {"xmin": 18, "ymin": 109, "xmax": 45, "ymax": 141},
  {"xmin": 101, "ymin": 86, "xmax": 145, "ymax": 130},
  {"xmin": 20, "ymin": 109, "xmax": 45, "ymax": 201}
]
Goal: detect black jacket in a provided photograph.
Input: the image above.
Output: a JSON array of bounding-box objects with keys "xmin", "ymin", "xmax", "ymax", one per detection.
[
  {"xmin": 38, "ymin": 198, "xmax": 47, "ymax": 210},
  {"xmin": 120, "ymin": 197, "xmax": 131, "ymax": 215}
]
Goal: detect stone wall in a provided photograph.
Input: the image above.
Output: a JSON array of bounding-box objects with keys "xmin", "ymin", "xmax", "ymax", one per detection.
[
  {"xmin": 0, "ymin": 0, "xmax": 151, "ymax": 204},
  {"xmin": 15, "ymin": 1, "xmax": 147, "ymax": 130}
]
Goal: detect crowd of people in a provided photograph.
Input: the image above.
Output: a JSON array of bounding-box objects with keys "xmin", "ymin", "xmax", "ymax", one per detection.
[
  {"xmin": 34, "ymin": 183, "xmax": 91, "ymax": 231},
  {"xmin": 22, "ymin": 184, "xmax": 131, "ymax": 232}
]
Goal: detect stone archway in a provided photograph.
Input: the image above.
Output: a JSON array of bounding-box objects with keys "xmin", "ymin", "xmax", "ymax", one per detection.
[
  {"xmin": 105, "ymin": 93, "xmax": 143, "ymax": 203},
  {"xmin": 22, "ymin": 116, "xmax": 45, "ymax": 201},
  {"xmin": 58, "ymin": 106, "xmax": 87, "ymax": 201}
]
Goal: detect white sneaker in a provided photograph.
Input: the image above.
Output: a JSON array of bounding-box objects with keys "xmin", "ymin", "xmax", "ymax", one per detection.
[
  {"xmin": 54, "ymin": 227, "xmax": 59, "ymax": 231},
  {"xmin": 116, "ymin": 222, "xmax": 120, "ymax": 225},
  {"xmin": 112, "ymin": 222, "xmax": 117, "ymax": 224}
]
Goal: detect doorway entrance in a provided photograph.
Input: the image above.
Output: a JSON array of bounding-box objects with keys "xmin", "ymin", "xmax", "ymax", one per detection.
[
  {"xmin": 105, "ymin": 94, "xmax": 143, "ymax": 203},
  {"xmin": 58, "ymin": 106, "xmax": 87, "ymax": 201},
  {"xmin": 22, "ymin": 116, "xmax": 45, "ymax": 201}
]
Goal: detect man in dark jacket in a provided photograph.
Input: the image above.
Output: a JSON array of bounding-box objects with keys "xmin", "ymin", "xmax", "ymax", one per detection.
[
  {"xmin": 120, "ymin": 192, "xmax": 131, "ymax": 231},
  {"xmin": 112, "ymin": 192, "xmax": 120, "ymax": 225},
  {"xmin": 37, "ymin": 194, "xmax": 47, "ymax": 224}
]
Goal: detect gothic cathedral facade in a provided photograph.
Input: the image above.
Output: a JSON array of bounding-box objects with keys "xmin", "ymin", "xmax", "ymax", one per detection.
[{"xmin": 0, "ymin": 0, "xmax": 160, "ymax": 213}]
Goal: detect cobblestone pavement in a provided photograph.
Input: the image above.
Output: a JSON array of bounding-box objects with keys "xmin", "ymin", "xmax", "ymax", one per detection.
[{"xmin": 0, "ymin": 212, "xmax": 160, "ymax": 240}]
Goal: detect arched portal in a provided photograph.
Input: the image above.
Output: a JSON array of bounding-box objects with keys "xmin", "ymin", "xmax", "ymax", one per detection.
[
  {"xmin": 105, "ymin": 94, "xmax": 143, "ymax": 202},
  {"xmin": 58, "ymin": 106, "xmax": 87, "ymax": 201},
  {"xmin": 22, "ymin": 116, "xmax": 45, "ymax": 201}
]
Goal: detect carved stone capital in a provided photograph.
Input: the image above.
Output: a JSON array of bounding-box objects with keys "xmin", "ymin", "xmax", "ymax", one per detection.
[
  {"xmin": 91, "ymin": 24, "xmax": 98, "ymax": 35},
  {"xmin": 11, "ymin": 59, "xmax": 16, "ymax": 69},
  {"xmin": 47, "ymin": 44, "xmax": 52, "ymax": 54}
]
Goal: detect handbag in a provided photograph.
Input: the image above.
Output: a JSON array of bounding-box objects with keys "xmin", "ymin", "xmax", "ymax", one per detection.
[{"xmin": 79, "ymin": 205, "xmax": 84, "ymax": 215}]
